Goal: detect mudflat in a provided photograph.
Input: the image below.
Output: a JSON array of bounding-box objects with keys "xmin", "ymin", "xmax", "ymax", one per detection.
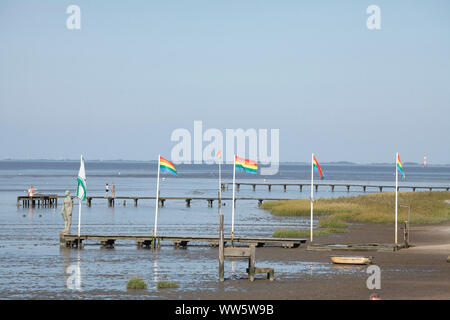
[{"xmin": 157, "ymin": 220, "xmax": 450, "ymax": 300}]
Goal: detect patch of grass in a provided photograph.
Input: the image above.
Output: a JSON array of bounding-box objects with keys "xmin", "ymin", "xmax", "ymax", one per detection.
[
  {"xmin": 157, "ymin": 281, "xmax": 179, "ymax": 289},
  {"xmin": 127, "ymin": 278, "xmax": 147, "ymax": 290},
  {"xmin": 318, "ymin": 217, "xmax": 348, "ymax": 229},
  {"xmin": 262, "ymin": 191, "xmax": 450, "ymax": 225}
]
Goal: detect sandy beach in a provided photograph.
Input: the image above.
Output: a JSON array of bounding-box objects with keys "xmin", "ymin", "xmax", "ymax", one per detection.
[{"xmin": 153, "ymin": 220, "xmax": 450, "ymax": 300}]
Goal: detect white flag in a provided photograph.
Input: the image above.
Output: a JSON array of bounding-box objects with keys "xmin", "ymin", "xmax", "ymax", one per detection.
[{"xmin": 77, "ymin": 155, "xmax": 86, "ymax": 201}]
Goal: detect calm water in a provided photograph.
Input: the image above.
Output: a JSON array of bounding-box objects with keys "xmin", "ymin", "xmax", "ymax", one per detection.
[{"xmin": 0, "ymin": 160, "xmax": 449, "ymax": 299}]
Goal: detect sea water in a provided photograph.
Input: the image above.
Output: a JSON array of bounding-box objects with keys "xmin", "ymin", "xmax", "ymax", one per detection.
[{"xmin": 0, "ymin": 160, "xmax": 448, "ymax": 298}]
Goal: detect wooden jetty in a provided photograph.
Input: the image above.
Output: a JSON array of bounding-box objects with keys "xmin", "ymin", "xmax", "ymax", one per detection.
[
  {"xmin": 17, "ymin": 194, "xmax": 58, "ymax": 208},
  {"xmin": 89, "ymin": 196, "xmax": 292, "ymax": 208},
  {"xmin": 306, "ymin": 243, "xmax": 405, "ymax": 252},
  {"xmin": 60, "ymin": 233, "xmax": 306, "ymax": 249},
  {"xmin": 221, "ymin": 182, "xmax": 450, "ymax": 193},
  {"xmin": 17, "ymin": 195, "xmax": 292, "ymax": 208}
]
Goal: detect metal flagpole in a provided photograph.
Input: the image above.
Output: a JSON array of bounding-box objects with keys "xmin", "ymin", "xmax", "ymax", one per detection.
[
  {"xmin": 154, "ymin": 155, "xmax": 161, "ymax": 239},
  {"xmin": 218, "ymin": 157, "xmax": 222, "ymax": 212},
  {"xmin": 310, "ymin": 153, "xmax": 314, "ymax": 242},
  {"xmin": 77, "ymin": 198, "xmax": 82, "ymax": 244},
  {"xmin": 395, "ymin": 152, "xmax": 398, "ymax": 246},
  {"xmin": 231, "ymin": 154, "xmax": 236, "ymax": 244}
]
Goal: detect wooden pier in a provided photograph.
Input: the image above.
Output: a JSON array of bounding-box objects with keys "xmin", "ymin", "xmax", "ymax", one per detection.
[
  {"xmin": 17, "ymin": 195, "xmax": 292, "ymax": 208},
  {"xmin": 306, "ymin": 243, "xmax": 405, "ymax": 252},
  {"xmin": 221, "ymin": 182, "xmax": 450, "ymax": 193},
  {"xmin": 17, "ymin": 194, "xmax": 58, "ymax": 208},
  {"xmin": 87, "ymin": 196, "xmax": 292, "ymax": 208},
  {"xmin": 60, "ymin": 233, "xmax": 307, "ymax": 249}
]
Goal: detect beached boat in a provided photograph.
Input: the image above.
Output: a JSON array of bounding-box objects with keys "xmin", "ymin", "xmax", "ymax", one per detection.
[{"xmin": 330, "ymin": 255, "xmax": 373, "ymax": 265}]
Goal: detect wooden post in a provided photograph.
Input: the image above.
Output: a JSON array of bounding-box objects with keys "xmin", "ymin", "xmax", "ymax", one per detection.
[
  {"xmin": 219, "ymin": 214, "xmax": 224, "ymax": 282},
  {"xmin": 248, "ymin": 244, "xmax": 256, "ymax": 282},
  {"xmin": 403, "ymin": 221, "xmax": 409, "ymax": 248}
]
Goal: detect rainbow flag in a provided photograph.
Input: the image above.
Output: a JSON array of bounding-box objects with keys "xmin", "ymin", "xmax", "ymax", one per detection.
[
  {"xmin": 235, "ymin": 155, "xmax": 258, "ymax": 174},
  {"xmin": 396, "ymin": 153, "xmax": 405, "ymax": 179},
  {"xmin": 313, "ymin": 155, "xmax": 324, "ymax": 179},
  {"xmin": 159, "ymin": 156, "xmax": 177, "ymax": 176}
]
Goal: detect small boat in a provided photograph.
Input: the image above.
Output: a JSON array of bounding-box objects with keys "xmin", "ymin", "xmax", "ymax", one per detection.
[{"xmin": 330, "ymin": 255, "xmax": 373, "ymax": 265}]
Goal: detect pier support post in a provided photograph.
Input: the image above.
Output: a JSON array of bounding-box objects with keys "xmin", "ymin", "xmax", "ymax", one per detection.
[
  {"xmin": 363, "ymin": 186, "xmax": 367, "ymax": 192},
  {"xmin": 299, "ymin": 185, "xmax": 303, "ymax": 192},
  {"xmin": 346, "ymin": 185, "xmax": 350, "ymax": 192},
  {"xmin": 268, "ymin": 185, "xmax": 271, "ymax": 192},
  {"xmin": 258, "ymin": 199, "xmax": 263, "ymax": 207},
  {"xmin": 315, "ymin": 184, "xmax": 318, "ymax": 192},
  {"xmin": 134, "ymin": 198, "xmax": 138, "ymax": 206},
  {"xmin": 208, "ymin": 199, "xmax": 213, "ymax": 207},
  {"xmin": 159, "ymin": 199, "xmax": 165, "ymax": 207},
  {"xmin": 379, "ymin": 186, "xmax": 383, "ymax": 192},
  {"xmin": 331, "ymin": 185, "xmax": 335, "ymax": 192},
  {"xmin": 283, "ymin": 185, "xmax": 287, "ymax": 192},
  {"xmin": 252, "ymin": 185, "xmax": 256, "ymax": 191},
  {"xmin": 236, "ymin": 184, "xmax": 240, "ymax": 191},
  {"xmin": 186, "ymin": 199, "xmax": 191, "ymax": 207}
]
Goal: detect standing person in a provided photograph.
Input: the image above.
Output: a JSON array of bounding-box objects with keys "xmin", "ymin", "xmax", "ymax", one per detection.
[
  {"xmin": 27, "ymin": 185, "xmax": 35, "ymax": 196},
  {"xmin": 111, "ymin": 182, "xmax": 115, "ymax": 198},
  {"xmin": 105, "ymin": 183, "xmax": 109, "ymax": 198}
]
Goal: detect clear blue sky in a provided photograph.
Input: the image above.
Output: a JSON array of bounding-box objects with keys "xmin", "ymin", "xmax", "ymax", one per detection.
[{"xmin": 1, "ymin": 1, "xmax": 449, "ymax": 163}]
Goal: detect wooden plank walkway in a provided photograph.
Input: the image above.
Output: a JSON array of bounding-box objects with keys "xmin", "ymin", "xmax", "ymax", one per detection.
[
  {"xmin": 17, "ymin": 195, "xmax": 292, "ymax": 208},
  {"xmin": 306, "ymin": 243, "xmax": 404, "ymax": 252},
  {"xmin": 221, "ymin": 182, "xmax": 450, "ymax": 193},
  {"xmin": 60, "ymin": 233, "xmax": 307, "ymax": 249},
  {"xmin": 17, "ymin": 194, "xmax": 58, "ymax": 208}
]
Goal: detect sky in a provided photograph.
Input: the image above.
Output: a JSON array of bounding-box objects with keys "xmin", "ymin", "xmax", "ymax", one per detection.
[{"xmin": 0, "ymin": 0, "xmax": 449, "ymax": 163}]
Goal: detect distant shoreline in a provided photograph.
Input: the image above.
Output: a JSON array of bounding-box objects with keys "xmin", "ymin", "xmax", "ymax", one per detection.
[{"xmin": 1, "ymin": 159, "xmax": 449, "ymax": 166}]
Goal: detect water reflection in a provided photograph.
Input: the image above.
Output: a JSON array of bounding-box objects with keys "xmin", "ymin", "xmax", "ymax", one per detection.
[
  {"xmin": 61, "ymin": 247, "xmax": 82, "ymax": 291},
  {"xmin": 153, "ymin": 251, "xmax": 159, "ymax": 289}
]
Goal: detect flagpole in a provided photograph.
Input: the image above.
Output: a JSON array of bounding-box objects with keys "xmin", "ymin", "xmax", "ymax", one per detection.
[
  {"xmin": 310, "ymin": 153, "xmax": 314, "ymax": 242},
  {"xmin": 154, "ymin": 155, "xmax": 161, "ymax": 240},
  {"xmin": 77, "ymin": 198, "xmax": 82, "ymax": 243},
  {"xmin": 77, "ymin": 154, "xmax": 84, "ymax": 248},
  {"xmin": 231, "ymin": 154, "xmax": 236, "ymax": 244},
  {"xmin": 218, "ymin": 158, "xmax": 222, "ymax": 212},
  {"xmin": 395, "ymin": 152, "xmax": 398, "ymax": 246}
]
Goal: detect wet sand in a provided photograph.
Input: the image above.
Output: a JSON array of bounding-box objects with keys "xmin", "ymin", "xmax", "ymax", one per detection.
[{"xmin": 156, "ymin": 220, "xmax": 450, "ymax": 300}]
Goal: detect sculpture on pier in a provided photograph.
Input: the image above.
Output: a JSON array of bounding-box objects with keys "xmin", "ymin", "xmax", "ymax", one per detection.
[{"xmin": 61, "ymin": 190, "xmax": 73, "ymax": 234}]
